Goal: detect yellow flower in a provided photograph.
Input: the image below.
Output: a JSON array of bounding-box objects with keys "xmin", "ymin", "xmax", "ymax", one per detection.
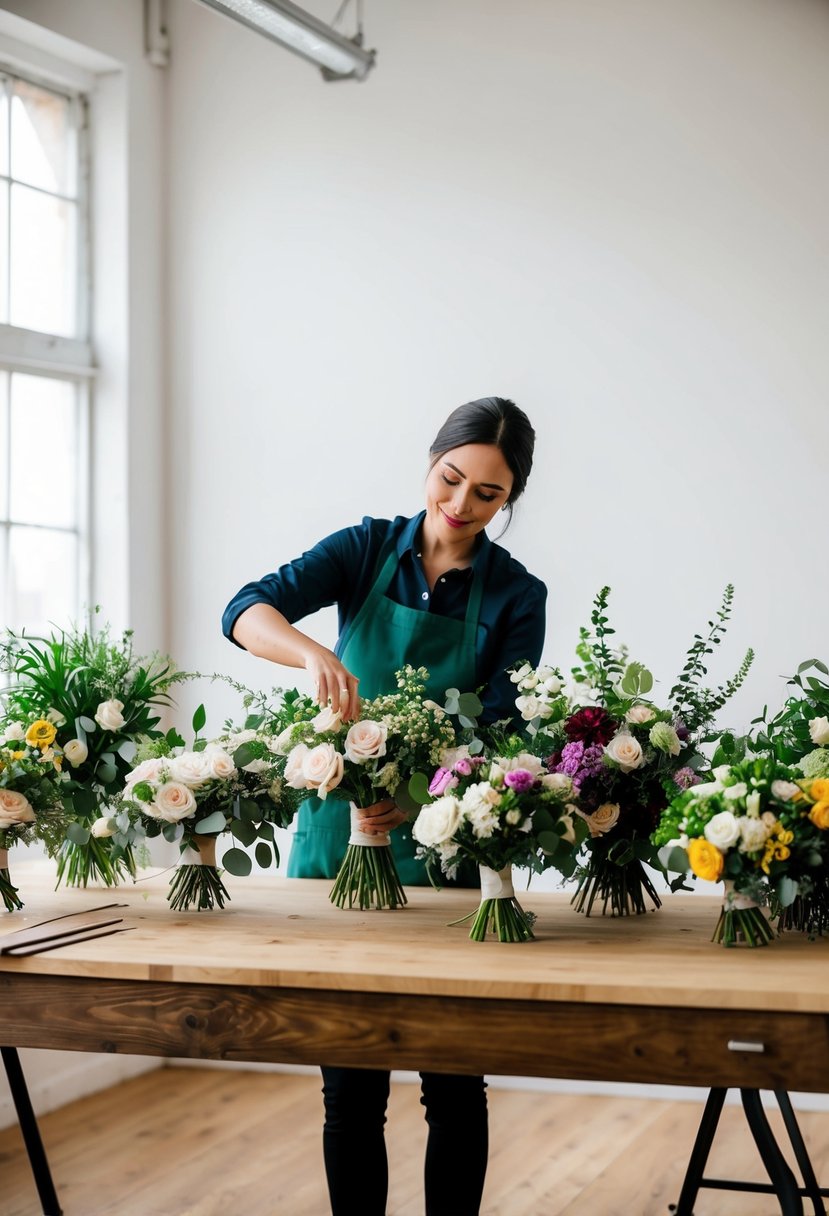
[
  {"xmin": 688, "ymin": 838, "xmax": 724, "ymax": 882},
  {"xmin": 809, "ymin": 801, "xmax": 829, "ymax": 830},
  {"xmin": 776, "ymin": 828, "xmax": 794, "ymax": 846},
  {"xmin": 809, "ymin": 779, "xmax": 829, "ymax": 803},
  {"xmin": 11, "ymin": 750, "xmax": 25, "ymax": 760},
  {"xmin": 25, "ymin": 720, "xmax": 57, "ymax": 749},
  {"xmin": 774, "ymin": 844, "xmax": 791, "ymax": 862}
]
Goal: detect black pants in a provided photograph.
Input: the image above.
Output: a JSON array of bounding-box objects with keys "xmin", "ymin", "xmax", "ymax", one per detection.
[{"xmin": 321, "ymin": 1065, "xmax": 488, "ymax": 1216}]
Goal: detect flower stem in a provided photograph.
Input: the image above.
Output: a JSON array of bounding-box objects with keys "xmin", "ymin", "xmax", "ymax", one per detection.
[
  {"xmin": 571, "ymin": 857, "xmax": 662, "ymax": 917},
  {"xmin": 467, "ymin": 896, "xmax": 535, "ymax": 942},
  {"xmin": 712, "ymin": 905, "xmax": 774, "ymax": 947},
  {"xmin": 0, "ymin": 867, "xmax": 23, "ymax": 913},
  {"xmin": 167, "ymin": 864, "xmax": 230, "ymax": 912},
  {"xmin": 329, "ymin": 844, "xmax": 407, "ymax": 911},
  {"xmin": 54, "ymin": 838, "xmax": 136, "ymax": 889}
]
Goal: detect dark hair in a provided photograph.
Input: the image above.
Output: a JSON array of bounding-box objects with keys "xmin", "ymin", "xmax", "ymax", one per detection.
[{"xmin": 429, "ymin": 396, "xmax": 535, "ymax": 524}]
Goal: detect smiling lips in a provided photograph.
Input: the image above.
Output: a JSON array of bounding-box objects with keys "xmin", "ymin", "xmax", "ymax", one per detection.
[{"xmin": 440, "ymin": 509, "xmax": 468, "ymax": 529}]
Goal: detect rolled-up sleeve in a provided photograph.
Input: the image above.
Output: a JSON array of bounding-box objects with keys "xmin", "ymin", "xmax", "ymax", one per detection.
[
  {"xmin": 221, "ymin": 521, "xmax": 371, "ymax": 647},
  {"xmin": 479, "ymin": 576, "xmax": 547, "ymax": 724}
]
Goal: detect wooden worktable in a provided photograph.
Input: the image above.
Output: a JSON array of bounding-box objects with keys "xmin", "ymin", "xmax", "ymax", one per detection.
[{"xmin": 1, "ymin": 865, "xmax": 828, "ymax": 1090}]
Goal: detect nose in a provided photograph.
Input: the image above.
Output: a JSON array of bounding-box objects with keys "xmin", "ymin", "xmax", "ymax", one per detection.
[{"xmin": 452, "ymin": 487, "xmax": 471, "ymax": 516}]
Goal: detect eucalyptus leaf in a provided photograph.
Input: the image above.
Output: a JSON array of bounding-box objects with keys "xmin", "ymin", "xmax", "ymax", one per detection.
[
  {"xmin": 194, "ymin": 811, "xmax": 227, "ymax": 835},
  {"xmin": 407, "ymin": 771, "xmax": 432, "ymax": 807},
  {"xmin": 222, "ymin": 847, "xmax": 252, "ymax": 877},
  {"xmin": 255, "ymin": 841, "xmax": 273, "ymax": 869},
  {"xmin": 256, "ymin": 820, "xmax": 275, "ymax": 842},
  {"xmin": 230, "ymin": 818, "xmax": 257, "ymax": 847},
  {"xmin": 457, "ymin": 692, "xmax": 483, "ymax": 718},
  {"xmin": 66, "ymin": 822, "xmax": 91, "ymax": 846},
  {"xmin": 658, "ymin": 845, "xmax": 689, "ymax": 874},
  {"xmin": 393, "ymin": 784, "xmax": 420, "ymax": 815},
  {"xmin": 776, "ymin": 875, "xmax": 799, "ymax": 909},
  {"xmin": 239, "ymin": 797, "xmax": 261, "ymax": 823},
  {"xmin": 233, "ymin": 742, "xmax": 260, "ymax": 769},
  {"xmin": 162, "ymin": 822, "xmax": 184, "ymax": 843},
  {"xmin": 96, "ymin": 759, "xmax": 117, "ymax": 785},
  {"xmin": 537, "ymin": 831, "xmax": 560, "ymax": 855},
  {"xmin": 117, "ymin": 740, "xmax": 138, "ymax": 762}
]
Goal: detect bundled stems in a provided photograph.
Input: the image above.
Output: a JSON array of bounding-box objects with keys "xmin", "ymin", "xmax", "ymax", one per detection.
[
  {"xmin": 713, "ymin": 882, "xmax": 774, "ymax": 947},
  {"xmin": 167, "ymin": 837, "xmax": 229, "ymax": 912},
  {"xmin": 775, "ymin": 883, "xmax": 829, "ymax": 938},
  {"xmin": 571, "ymin": 856, "xmax": 662, "ymax": 917},
  {"xmin": 460, "ymin": 865, "xmax": 535, "ymax": 943},
  {"xmin": 329, "ymin": 805, "xmax": 407, "ymax": 910},
  {"xmin": 54, "ymin": 837, "xmax": 136, "ymax": 889},
  {"xmin": 0, "ymin": 847, "xmax": 23, "ymax": 913}
]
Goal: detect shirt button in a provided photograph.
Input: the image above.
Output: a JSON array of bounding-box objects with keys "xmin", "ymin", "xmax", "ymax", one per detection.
[{"xmin": 421, "ymin": 591, "xmax": 429, "ymax": 600}]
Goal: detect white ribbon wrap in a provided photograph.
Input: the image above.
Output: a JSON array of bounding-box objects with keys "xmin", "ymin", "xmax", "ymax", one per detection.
[
  {"xmin": 479, "ymin": 863, "xmax": 515, "ymax": 899},
  {"xmin": 348, "ymin": 803, "xmax": 391, "ymax": 848},
  {"xmin": 722, "ymin": 878, "xmax": 759, "ymax": 911},
  {"xmin": 179, "ymin": 835, "xmax": 217, "ymax": 867},
  {"xmin": 0, "ymin": 848, "xmax": 8, "ymax": 870}
]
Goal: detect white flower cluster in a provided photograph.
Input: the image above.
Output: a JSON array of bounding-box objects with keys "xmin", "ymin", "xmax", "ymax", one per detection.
[
  {"xmin": 123, "ymin": 745, "xmax": 238, "ymax": 822},
  {"xmin": 509, "ymin": 663, "xmax": 563, "ymax": 722},
  {"xmin": 284, "ymin": 719, "xmax": 389, "ymax": 801}
]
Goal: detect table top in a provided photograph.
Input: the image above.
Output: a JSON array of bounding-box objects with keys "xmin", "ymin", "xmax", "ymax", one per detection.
[{"xmin": 1, "ymin": 863, "xmax": 827, "ymax": 1014}]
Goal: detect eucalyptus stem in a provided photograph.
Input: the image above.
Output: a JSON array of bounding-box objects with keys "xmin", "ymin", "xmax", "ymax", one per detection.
[
  {"xmin": 167, "ymin": 864, "xmax": 229, "ymax": 912},
  {"xmin": 329, "ymin": 844, "xmax": 407, "ymax": 911},
  {"xmin": 54, "ymin": 838, "xmax": 136, "ymax": 889}
]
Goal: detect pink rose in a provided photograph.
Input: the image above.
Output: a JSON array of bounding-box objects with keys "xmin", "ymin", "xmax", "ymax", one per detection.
[{"xmin": 0, "ymin": 789, "xmax": 36, "ymax": 828}]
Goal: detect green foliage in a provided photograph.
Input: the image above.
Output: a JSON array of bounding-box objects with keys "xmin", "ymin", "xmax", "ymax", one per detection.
[
  {"xmin": 571, "ymin": 587, "xmax": 627, "ymax": 702},
  {"xmin": 668, "ymin": 586, "xmax": 754, "ymax": 734}
]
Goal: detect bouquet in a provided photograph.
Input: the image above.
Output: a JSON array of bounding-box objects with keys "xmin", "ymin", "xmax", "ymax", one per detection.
[
  {"xmin": 653, "ymin": 755, "xmax": 827, "ymax": 946},
  {"xmin": 0, "ymin": 726, "xmax": 65, "ymax": 911},
  {"xmin": 279, "ymin": 667, "xmax": 463, "ymax": 910},
  {"xmin": 0, "ymin": 617, "xmax": 181, "ymax": 888},
  {"xmin": 511, "ymin": 585, "xmax": 753, "ymax": 917},
  {"xmin": 412, "ymin": 748, "xmax": 582, "ymax": 941},
  {"xmin": 120, "ymin": 705, "xmax": 299, "ymax": 911}
]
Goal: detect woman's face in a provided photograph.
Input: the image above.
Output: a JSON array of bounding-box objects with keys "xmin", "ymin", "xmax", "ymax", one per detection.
[{"xmin": 424, "ymin": 443, "xmax": 514, "ymax": 548}]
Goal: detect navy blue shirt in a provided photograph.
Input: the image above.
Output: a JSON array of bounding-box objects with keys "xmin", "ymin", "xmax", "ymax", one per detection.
[{"xmin": 222, "ymin": 512, "xmax": 547, "ymax": 724}]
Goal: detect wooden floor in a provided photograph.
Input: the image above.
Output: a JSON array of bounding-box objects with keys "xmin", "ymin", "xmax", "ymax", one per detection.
[{"xmin": 1, "ymin": 1068, "xmax": 827, "ymax": 1215}]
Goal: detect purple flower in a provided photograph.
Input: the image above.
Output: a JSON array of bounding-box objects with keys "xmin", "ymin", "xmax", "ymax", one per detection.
[
  {"xmin": 674, "ymin": 720, "xmax": 690, "ymax": 742},
  {"xmin": 673, "ymin": 766, "xmax": 701, "ymax": 790},
  {"xmin": 504, "ymin": 768, "xmax": 536, "ymax": 793},
  {"xmin": 555, "ymin": 741, "xmax": 585, "ymax": 778},
  {"xmin": 428, "ymin": 768, "xmax": 458, "ymax": 796},
  {"xmin": 454, "ymin": 758, "xmax": 473, "ymax": 776}
]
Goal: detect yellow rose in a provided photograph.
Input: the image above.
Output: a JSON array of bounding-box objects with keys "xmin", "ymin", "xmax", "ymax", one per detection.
[
  {"xmin": 25, "ymin": 719, "xmax": 57, "ymax": 749},
  {"xmin": 687, "ymin": 838, "xmax": 724, "ymax": 882},
  {"xmin": 809, "ymin": 779, "xmax": 829, "ymax": 803},
  {"xmin": 808, "ymin": 801, "xmax": 829, "ymax": 830}
]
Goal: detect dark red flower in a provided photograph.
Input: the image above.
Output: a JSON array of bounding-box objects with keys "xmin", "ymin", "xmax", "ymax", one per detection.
[{"xmin": 564, "ymin": 706, "xmax": 616, "ymax": 746}]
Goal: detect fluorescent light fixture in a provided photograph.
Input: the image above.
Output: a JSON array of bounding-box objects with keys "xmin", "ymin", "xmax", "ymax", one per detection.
[{"xmin": 196, "ymin": 0, "xmax": 376, "ymax": 81}]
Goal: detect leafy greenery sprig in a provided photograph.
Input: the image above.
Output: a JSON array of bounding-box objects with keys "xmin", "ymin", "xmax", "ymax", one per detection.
[{"xmin": 668, "ymin": 585, "xmax": 754, "ymax": 735}]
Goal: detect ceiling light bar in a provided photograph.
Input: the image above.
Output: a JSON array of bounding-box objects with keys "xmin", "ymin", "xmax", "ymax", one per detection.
[{"xmin": 196, "ymin": 0, "xmax": 376, "ymax": 81}]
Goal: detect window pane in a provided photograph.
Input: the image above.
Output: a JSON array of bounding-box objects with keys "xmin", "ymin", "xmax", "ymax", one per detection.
[
  {"xmin": 0, "ymin": 180, "xmax": 7, "ymax": 325},
  {"xmin": 7, "ymin": 525, "xmax": 77, "ymax": 634},
  {"xmin": 9, "ymin": 374, "xmax": 76, "ymax": 526},
  {"xmin": 10, "ymin": 79, "xmax": 75, "ymax": 196},
  {"xmin": 0, "ymin": 79, "xmax": 9, "ymax": 178},
  {"xmin": 10, "ymin": 183, "xmax": 77, "ymax": 336},
  {"xmin": 0, "ymin": 371, "xmax": 8, "ymax": 518}
]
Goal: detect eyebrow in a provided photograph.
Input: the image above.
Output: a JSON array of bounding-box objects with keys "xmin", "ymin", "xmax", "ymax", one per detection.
[{"xmin": 444, "ymin": 460, "xmax": 506, "ymax": 492}]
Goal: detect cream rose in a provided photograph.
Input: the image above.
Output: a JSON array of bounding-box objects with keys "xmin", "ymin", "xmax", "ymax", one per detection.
[
  {"xmin": 605, "ymin": 733, "xmax": 644, "ymax": 772},
  {"xmin": 301, "ymin": 743, "xmax": 344, "ymax": 799},
  {"xmin": 63, "ymin": 738, "xmax": 89, "ymax": 768},
  {"xmin": 515, "ymin": 694, "xmax": 544, "ymax": 721},
  {"xmin": 124, "ymin": 757, "xmax": 164, "ymax": 787},
  {"xmin": 312, "ymin": 705, "xmax": 344, "ymax": 734},
  {"xmin": 344, "ymin": 720, "xmax": 388, "ymax": 764},
  {"xmin": 149, "ymin": 781, "xmax": 197, "ymax": 822},
  {"xmin": 90, "ymin": 817, "xmax": 116, "ymax": 838},
  {"xmin": 771, "ymin": 779, "xmax": 801, "ymax": 803},
  {"xmin": 284, "ymin": 744, "xmax": 310, "ymax": 788},
  {"xmin": 0, "ymin": 789, "xmax": 36, "ymax": 827},
  {"xmin": 703, "ymin": 810, "xmax": 741, "ymax": 850},
  {"xmin": 582, "ymin": 802, "xmax": 620, "ymax": 837},
  {"xmin": 201, "ymin": 746, "xmax": 237, "ymax": 781},
  {"xmin": 542, "ymin": 772, "xmax": 573, "ymax": 794},
  {"xmin": 168, "ymin": 751, "xmax": 210, "ymax": 787},
  {"xmin": 269, "ymin": 726, "xmax": 297, "ymax": 755},
  {"xmin": 626, "ymin": 704, "xmax": 656, "ymax": 725},
  {"xmin": 412, "ymin": 795, "xmax": 462, "ymax": 847},
  {"xmin": 809, "ymin": 717, "xmax": 829, "ymax": 746},
  {"xmin": 498, "ymin": 752, "xmax": 545, "ymax": 777},
  {"xmin": 737, "ymin": 816, "xmax": 771, "ymax": 853},
  {"xmin": 95, "ymin": 699, "xmax": 126, "ymax": 731}
]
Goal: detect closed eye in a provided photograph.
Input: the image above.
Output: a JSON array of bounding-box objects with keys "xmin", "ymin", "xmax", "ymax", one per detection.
[{"xmin": 441, "ymin": 473, "xmax": 497, "ymax": 502}]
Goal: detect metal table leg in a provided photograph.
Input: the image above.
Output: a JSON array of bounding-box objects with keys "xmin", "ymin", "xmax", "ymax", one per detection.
[{"xmin": 1, "ymin": 1046, "xmax": 63, "ymax": 1216}]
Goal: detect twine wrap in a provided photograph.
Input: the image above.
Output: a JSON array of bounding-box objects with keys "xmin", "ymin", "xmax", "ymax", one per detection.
[
  {"xmin": 479, "ymin": 863, "xmax": 515, "ymax": 899},
  {"xmin": 348, "ymin": 802, "xmax": 391, "ymax": 848},
  {"xmin": 179, "ymin": 835, "xmax": 218, "ymax": 867}
]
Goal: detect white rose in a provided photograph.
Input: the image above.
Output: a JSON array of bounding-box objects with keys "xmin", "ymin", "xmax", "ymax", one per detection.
[
  {"xmin": 737, "ymin": 816, "xmax": 771, "ymax": 853},
  {"xmin": 344, "ymin": 720, "xmax": 388, "ymax": 764},
  {"xmin": 149, "ymin": 781, "xmax": 197, "ymax": 822},
  {"xmin": 124, "ymin": 757, "xmax": 164, "ymax": 787},
  {"xmin": 605, "ymin": 733, "xmax": 644, "ymax": 773},
  {"xmin": 703, "ymin": 810, "xmax": 741, "ymax": 850},
  {"xmin": 201, "ymin": 746, "xmax": 237, "ymax": 781},
  {"xmin": 540, "ymin": 674, "xmax": 562, "ymax": 695},
  {"xmin": 809, "ymin": 717, "xmax": 829, "ymax": 746},
  {"xmin": 284, "ymin": 744, "xmax": 310, "ymax": 789},
  {"xmin": 515, "ymin": 694, "xmax": 544, "ymax": 721},
  {"xmin": 412, "ymin": 795, "xmax": 462, "ymax": 847},
  {"xmin": 90, "ymin": 817, "xmax": 115, "ymax": 838},
  {"xmin": 1, "ymin": 722, "xmax": 25, "ymax": 743},
  {"xmin": 269, "ymin": 726, "xmax": 297, "ymax": 755},
  {"xmin": 168, "ymin": 751, "xmax": 210, "ymax": 787},
  {"xmin": 63, "ymin": 739, "xmax": 89, "ymax": 768},
  {"xmin": 0, "ymin": 788, "xmax": 36, "ymax": 827},
  {"xmin": 581, "ymin": 802, "xmax": 620, "ymax": 837},
  {"xmin": 542, "ymin": 772, "xmax": 573, "ymax": 794},
  {"xmin": 626, "ymin": 704, "xmax": 656, "ymax": 725},
  {"xmin": 771, "ymin": 779, "xmax": 801, "ymax": 802},
  {"xmin": 312, "ymin": 705, "xmax": 344, "ymax": 734},
  {"xmin": 723, "ymin": 783, "xmax": 748, "ymax": 802},
  {"xmin": 712, "ymin": 764, "xmax": 732, "ymax": 783},
  {"xmin": 95, "ymin": 699, "xmax": 126, "ymax": 732},
  {"xmin": 301, "ymin": 743, "xmax": 344, "ymax": 799},
  {"xmin": 498, "ymin": 752, "xmax": 545, "ymax": 777}
]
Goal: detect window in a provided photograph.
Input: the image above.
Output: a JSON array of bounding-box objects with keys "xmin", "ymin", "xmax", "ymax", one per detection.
[{"xmin": 0, "ymin": 68, "xmax": 92, "ymax": 633}]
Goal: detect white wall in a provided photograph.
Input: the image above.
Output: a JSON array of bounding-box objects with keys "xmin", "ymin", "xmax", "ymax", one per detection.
[{"xmin": 166, "ymin": 0, "xmax": 829, "ymax": 751}]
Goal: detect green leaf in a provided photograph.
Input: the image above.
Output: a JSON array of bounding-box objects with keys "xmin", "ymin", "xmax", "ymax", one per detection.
[
  {"xmin": 233, "ymin": 742, "xmax": 260, "ymax": 769},
  {"xmin": 118, "ymin": 740, "xmax": 138, "ymax": 762},
  {"xmin": 78, "ymin": 715, "xmax": 97, "ymax": 732},
  {"xmin": 255, "ymin": 841, "xmax": 273, "ymax": 869},
  {"xmin": 238, "ymin": 797, "xmax": 261, "ymax": 823},
  {"xmin": 393, "ymin": 783, "xmax": 420, "ymax": 815},
  {"xmin": 222, "ymin": 847, "xmax": 252, "ymax": 877},
  {"xmin": 192, "ymin": 703, "xmax": 207, "ymax": 734},
  {"xmin": 166, "ymin": 727, "xmax": 186, "ymax": 750},
  {"xmin": 658, "ymin": 844, "xmax": 689, "ymax": 874},
  {"xmin": 162, "ymin": 822, "xmax": 184, "ymax": 843},
  {"xmin": 230, "ymin": 818, "xmax": 257, "ymax": 847},
  {"xmin": 457, "ymin": 692, "xmax": 483, "ymax": 718},
  {"xmin": 66, "ymin": 822, "xmax": 91, "ymax": 846},
  {"xmin": 194, "ymin": 811, "xmax": 227, "ymax": 835},
  {"xmin": 407, "ymin": 771, "xmax": 433, "ymax": 807},
  {"xmin": 537, "ymin": 831, "xmax": 560, "ymax": 855},
  {"xmin": 96, "ymin": 758, "xmax": 117, "ymax": 785},
  {"xmin": 776, "ymin": 875, "xmax": 799, "ymax": 909},
  {"xmin": 256, "ymin": 820, "xmax": 275, "ymax": 841}
]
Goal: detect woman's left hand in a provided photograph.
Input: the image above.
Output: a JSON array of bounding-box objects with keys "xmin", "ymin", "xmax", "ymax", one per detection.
[{"xmin": 355, "ymin": 798, "xmax": 408, "ymax": 835}]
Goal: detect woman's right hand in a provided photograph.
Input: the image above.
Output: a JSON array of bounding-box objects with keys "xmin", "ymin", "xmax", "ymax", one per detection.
[{"xmin": 305, "ymin": 649, "xmax": 360, "ymax": 721}]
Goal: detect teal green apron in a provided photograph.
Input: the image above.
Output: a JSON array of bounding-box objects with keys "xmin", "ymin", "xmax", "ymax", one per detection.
[{"xmin": 286, "ymin": 545, "xmax": 482, "ymax": 886}]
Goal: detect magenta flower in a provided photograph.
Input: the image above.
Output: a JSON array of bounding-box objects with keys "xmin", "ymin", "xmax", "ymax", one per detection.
[
  {"xmin": 454, "ymin": 757, "xmax": 473, "ymax": 776},
  {"xmin": 428, "ymin": 768, "xmax": 458, "ymax": 796},
  {"xmin": 504, "ymin": 769, "xmax": 536, "ymax": 793}
]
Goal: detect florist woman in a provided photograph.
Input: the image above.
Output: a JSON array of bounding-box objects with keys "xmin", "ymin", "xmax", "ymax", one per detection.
[{"xmin": 222, "ymin": 396, "xmax": 546, "ymax": 1216}]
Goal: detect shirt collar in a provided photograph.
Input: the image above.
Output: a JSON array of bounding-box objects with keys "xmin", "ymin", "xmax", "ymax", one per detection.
[{"xmin": 398, "ymin": 510, "xmax": 492, "ymax": 573}]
